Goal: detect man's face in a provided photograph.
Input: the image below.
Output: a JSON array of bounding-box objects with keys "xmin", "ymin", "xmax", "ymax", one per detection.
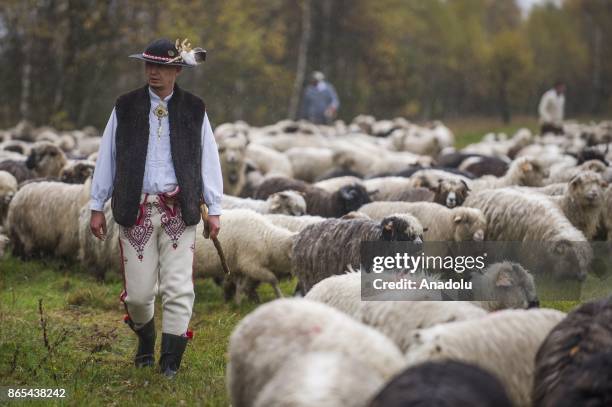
[
  {"xmin": 145, "ymin": 62, "xmax": 181, "ymax": 90},
  {"xmin": 555, "ymin": 84, "xmax": 566, "ymax": 95}
]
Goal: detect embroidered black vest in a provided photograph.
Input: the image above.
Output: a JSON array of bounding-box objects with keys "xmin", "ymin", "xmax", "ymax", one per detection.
[{"xmin": 112, "ymin": 83, "xmax": 205, "ymax": 227}]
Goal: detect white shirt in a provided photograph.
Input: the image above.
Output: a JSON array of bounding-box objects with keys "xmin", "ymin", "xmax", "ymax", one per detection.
[
  {"xmin": 89, "ymin": 87, "xmax": 223, "ymax": 215},
  {"xmin": 538, "ymin": 88, "xmax": 565, "ymax": 125}
]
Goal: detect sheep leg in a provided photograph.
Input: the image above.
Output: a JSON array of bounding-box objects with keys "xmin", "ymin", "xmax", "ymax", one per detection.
[{"xmin": 245, "ymin": 265, "xmax": 283, "ymax": 299}]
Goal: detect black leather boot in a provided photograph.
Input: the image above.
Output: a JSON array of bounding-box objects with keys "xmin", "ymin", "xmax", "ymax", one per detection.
[
  {"xmin": 159, "ymin": 332, "xmax": 189, "ymax": 379},
  {"xmin": 124, "ymin": 316, "xmax": 156, "ymax": 368}
]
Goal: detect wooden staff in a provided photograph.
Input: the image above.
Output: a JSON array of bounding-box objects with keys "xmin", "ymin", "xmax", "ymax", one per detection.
[{"xmin": 200, "ymin": 203, "xmax": 230, "ymax": 275}]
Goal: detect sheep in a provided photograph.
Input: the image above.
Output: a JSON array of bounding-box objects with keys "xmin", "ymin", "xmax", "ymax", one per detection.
[
  {"xmin": 59, "ymin": 160, "xmax": 95, "ymax": 184},
  {"xmin": 0, "ymin": 141, "xmax": 67, "ymax": 183},
  {"xmin": 547, "ymin": 171, "xmax": 607, "ymax": 239},
  {"xmin": 255, "ymin": 176, "xmax": 372, "ymax": 218},
  {"xmin": 227, "ymin": 298, "xmax": 405, "ymax": 407},
  {"xmin": 222, "ymin": 190, "xmax": 306, "ymax": 215},
  {"xmin": 405, "ymin": 308, "xmax": 567, "ymax": 407},
  {"xmin": 602, "ymin": 185, "xmax": 612, "ymax": 240},
  {"xmin": 470, "ymin": 156, "xmax": 547, "ymax": 191},
  {"xmin": 193, "ymin": 209, "xmax": 295, "ymax": 303},
  {"xmin": 7, "ymin": 177, "xmax": 92, "ymax": 259},
  {"xmin": 245, "ymin": 143, "xmax": 293, "ymax": 178},
  {"xmin": 218, "ymin": 134, "xmax": 248, "ymax": 196},
  {"xmin": 314, "ymin": 175, "xmax": 364, "ymax": 192},
  {"xmin": 332, "ymin": 147, "xmax": 430, "ymax": 178},
  {"xmin": 77, "ymin": 200, "xmax": 120, "ymax": 280},
  {"xmin": 532, "ymin": 296, "xmax": 612, "ymax": 407},
  {"xmin": 0, "ymin": 170, "xmax": 18, "ymax": 225},
  {"xmin": 264, "ymin": 213, "xmax": 325, "ymax": 232},
  {"xmin": 285, "ymin": 147, "xmax": 335, "ymax": 182},
  {"xmin": 388, "ymin": 127, "xmax": 442, "ymax": 156},
  {"xmin": 292, "ymin": 214, "xmax": 424, "ymax": 294},
  {"xmin": 464, "ymin": 188, "xmax": 591, "ymax": 280},
  {"xmin": 369, "ymin": 175, "xmax": 470, "ymax": 207},
  {"xmin": 307, "ymin": 272, "xmax": 487, "ymax": 352},
  {"xmin": 368, "ymin": 360, "xmax": 513, "ymax": 407},
  {"xmin": 359, "ymin": 202, "xmax": 486, "ymax": 242},
  {"xmin": 545, "ymin": 159, "xmax": 607, "ymax": 184},
  {"xmin": 253, "ymin": 351, "xmax": 385, "ymax": 407},
  {"xmin": 458, "ymin": 155, "xmax": 509, "ymax": 177}
]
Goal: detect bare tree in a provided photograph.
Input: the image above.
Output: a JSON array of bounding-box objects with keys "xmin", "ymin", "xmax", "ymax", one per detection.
[{"xmin": 288, "ymin": 0, "xmax": 312, "ymax": 120}]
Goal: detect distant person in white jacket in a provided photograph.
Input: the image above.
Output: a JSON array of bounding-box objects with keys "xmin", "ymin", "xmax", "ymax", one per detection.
[{"xmin": 538, "ymin": 80, "xmax": 566, "ymax": 135}]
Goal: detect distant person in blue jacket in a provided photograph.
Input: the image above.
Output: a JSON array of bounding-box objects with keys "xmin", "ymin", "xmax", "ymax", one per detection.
[{"xmin": 300, "ymin": 71, "xmax": 340, "ymax": 124}]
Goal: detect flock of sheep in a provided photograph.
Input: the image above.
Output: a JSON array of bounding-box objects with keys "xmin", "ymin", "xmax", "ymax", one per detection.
[{"xmin": 1, "ymin": 114, "xmax": 612, "ymax": 406}]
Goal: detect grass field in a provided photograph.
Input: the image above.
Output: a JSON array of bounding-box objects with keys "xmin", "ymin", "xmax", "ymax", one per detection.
[
  {"xmin": 0, "ymin": 255, "xmax": 295, "ymax": 406},
  {"xmin": 1, "ymin": 116, "xmax": 610, "ymax": 405}
]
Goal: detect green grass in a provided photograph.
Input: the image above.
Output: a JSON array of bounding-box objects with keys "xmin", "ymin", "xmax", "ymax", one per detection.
[
  {"xmin": 2, "ymin": 254, "xmax": 609, "ymax": 406},
  {"xmin": 446, "ymin": 115, "xmax": 540, "ymax": 149},
  {"xmin": 0, "ymin": 255, "xmax": 296, "ymax": 406}
]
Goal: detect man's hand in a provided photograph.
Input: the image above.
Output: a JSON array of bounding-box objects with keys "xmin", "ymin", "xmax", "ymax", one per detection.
[
  {"xmin": 208, "ymin": 215, "xmax": 221, "ymax": 240},
  {"xmin": 90, "ymin": 210, "xmax": 107, "ymax": 241}
]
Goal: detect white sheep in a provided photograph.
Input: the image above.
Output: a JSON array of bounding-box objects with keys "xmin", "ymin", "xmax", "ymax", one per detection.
[
  {"xmin": 470, "ymin": 156, "xmax": 547, "ymax": 191},
  {"xmin": 284, "ymin": 147, "xmax": 335, "ymax": 182},
  {"xmin": 313, "ymin": 175, "xmax": 364, "ymax": 192},
  {"xmin": 405, "ymin": 308, "xmax": 566, "ymax": 407},
  {"xmin": 264, "ymin": 213, "xmax": 325, "ymax": 232},
  {"xmin": 253, "ymin": 351, "xmax": 385, "ymax": 407},
  {"xmin": 245, "ymin": 143, "xmax": 294, "ymax": 178},
  {"xmin": 7, "ymin": 178, "xmax": 91, "ymax": 259},
  {"xmin": 227, "ymin": 298, "xmax": 405, "ymax": 407},
  {"xmin": 77, "ymin": 200, "xmax": 120, "ymax": 280},
  {"xmin": 0, "ymin": 170, "xmax": 18, "ymax": 225},
  {"xmin": 221, "ymin": 190, "xmax": 306, "ymax": 215},
  {"xmin": 193, "ymin": 209, "xmax": 295, "ymax": 302},
  {"xmin": 359, "ymin": 201, "xmax": 486, "ymax": 242}
]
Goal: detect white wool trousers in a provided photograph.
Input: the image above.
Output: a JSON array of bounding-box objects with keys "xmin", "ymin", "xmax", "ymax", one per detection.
[{"xmin": 118, "ymin": 193, "xmax": 197, "ymax": 336}]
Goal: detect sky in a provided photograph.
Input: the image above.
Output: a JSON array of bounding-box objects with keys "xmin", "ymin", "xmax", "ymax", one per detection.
[{"xmin": 516, "ymin": 0, "xmax": 562, "ymax": 13}]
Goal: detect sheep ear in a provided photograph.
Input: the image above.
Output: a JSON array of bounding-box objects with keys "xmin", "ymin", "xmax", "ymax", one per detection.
[
  {"xmin": 600, "ymin": 180, "xmax": 609, "ymax": 188},
  {"xmin": 496, "ymin": 271, "xmax": 513, "ymax": 287},
  {"xmin": 382, "ymin": 220, "xmax": 395, "ymax": 240},
  {"xmin": 422, "ymin": 227, "xmax": 429, "ymax": 233},
  {"xmin": 412, "ymin": 178, "xmax": 422, "ymax": 188},
  {"xmin": 461, "ymin": 179, "xmax": 471, "ymax": 192},
  {"xmin": 520, "ymin": 161, "xmax": 533, "ymax": 172},
  {"xmin": 453, "ymin": 215, "xmax": 462, "ymax": 224}
]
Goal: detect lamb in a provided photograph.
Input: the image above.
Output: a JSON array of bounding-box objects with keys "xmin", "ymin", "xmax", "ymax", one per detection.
[
  {"xmin": 0, "ymin": 170, "xmax": 18, "ymax": 225},
  {"xmin": 405, "ymin": 308, "xmax": 567, "ymax": 407},
  {"xmin": 470, "ymin": 156, "xmax": 547, "ymax": 191},
  {"xmin": 368, "ymin": 360, "xmax": 513, "ymax": 407},
  {"xmin": 464, "ymin": 188, "xmax": 591, "ymax": 280},
  {"xmin": 532, "ymin": 296, "xmax": 612, "ymax": 407},
  {"xmin": 222, "ymin": 190, "xmax": 306, "ymax": 215},
  {"xmin": 218, "ymin": 134, "xmax": 248, "ymax": 196},
  {"xmin": 193, "ymin": 209, "xmax": 296, "ymax": 302},
  {"xmin": 332, "ymin": 147, "xmax": 430, "ymax": 178},
  {"xmin": 253, "ymin": 351, "xmax": 385, "ymax": 407},
  {"xmin": 255, "ymin": 176, "xmax": 371, "ymax": 217},
  {"xmin": 359, "ymin": 202, "xmax": 486, "ymax": 242},
  {"xmin": 227, "ymin": 298, "xmax": 405, "ymax": 407},
  {"xmin": 547, "ymin": 171, "xmax": 607, "ymax": 239},
  {"xmin": 7, "ymin": 177, "xmax": 91, "ymax": 259},
  {"xmin": 245, "ymin": 143, "xmax": 293, "ymax": 178},
  {"xmin": 264, "ymin": 213, "xmax": 325, "ymax": 232},
  {"xmin": 292, "ymin": 214, "xmax": 424, "ymax": 294},
  {"xmin": 0, "ymin": 141, "xmax": 67, "ymax": 183}
]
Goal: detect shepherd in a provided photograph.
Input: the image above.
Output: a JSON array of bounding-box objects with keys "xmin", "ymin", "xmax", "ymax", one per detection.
[{"xmin": 88, "ymin": 38, "xmax": 223, "ymax": 378}]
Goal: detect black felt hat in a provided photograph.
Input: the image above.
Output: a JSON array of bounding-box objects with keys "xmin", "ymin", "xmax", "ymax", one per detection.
[{"xmin": 129, "ymin": 38, "xmax": 206, "ymax": 67}]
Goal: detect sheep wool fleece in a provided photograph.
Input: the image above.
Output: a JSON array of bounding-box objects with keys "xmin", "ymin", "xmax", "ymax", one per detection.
[{"xmin": 119, "ymin": 192, "xmax": 196, "ymax": 336}]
